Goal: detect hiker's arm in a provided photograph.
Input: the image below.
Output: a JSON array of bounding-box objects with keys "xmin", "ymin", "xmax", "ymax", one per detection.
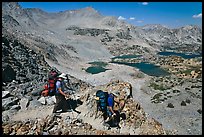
[
  {"xmin": 119, "ymin": 100, "xmax": 125, "ymax": 111},
  {"xmin": 58, "ymin": 87, "xmax": 68, "ymax": 97},
  {"xmin": 108, "ymin": 106, "xmax": 115, "ymax": 115}
]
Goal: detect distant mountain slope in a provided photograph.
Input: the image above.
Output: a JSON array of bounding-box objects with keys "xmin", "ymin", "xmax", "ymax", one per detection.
[{"xmin": 2, "ymin": 2, "xmax": 202, "ymax": 64}]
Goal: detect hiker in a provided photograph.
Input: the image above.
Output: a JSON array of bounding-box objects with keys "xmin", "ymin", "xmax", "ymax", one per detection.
[
  {"xmin": 52, "ymin": 73, "xmax": 70, "ymax": 113},
  {"xmin": 95, "ymin": 90, "xmax": 125, "ymax": 128},
  {"xmin": 105, "ymin": 93, "xmax": 116, "ymax": 122},
  {"xmin": 105, "ymin": 93, "xmax": 125, "ymax": 128}
]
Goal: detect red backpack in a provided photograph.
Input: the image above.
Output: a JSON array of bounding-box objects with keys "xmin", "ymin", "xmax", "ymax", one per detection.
[{"xmin": 41, "ymin": 70, "xmax": 59, "ymax": 97}]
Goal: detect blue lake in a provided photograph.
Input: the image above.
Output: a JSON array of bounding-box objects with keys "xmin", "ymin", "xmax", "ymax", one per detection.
[
  {"xmin": 158, "ymin": 52, "xmax": 201, "ymax": 59},
  {"xmin": 111, "ymin": 61, "xmax": 170, "ymax": 77},
  {"xmin": 85, "ymin": 66, "xmax": 108, "ymax": 74},
  {"xmin": 86, "ymin": 55, "xmax": 170, "ymax": 76},
  {"xmin": 112, "ymin": 54, "xmax": 142, "ymax": 59},
  {"xmin": 85, "ymin": 61, "xmax": 109, "ymax": 74}
]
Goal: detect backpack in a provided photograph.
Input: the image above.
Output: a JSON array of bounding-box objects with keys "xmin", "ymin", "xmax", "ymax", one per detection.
[
  {"xmin": 41, "ymin": 70, "xmax": 59, "ymax": 97},
  {"xmin": 96, "ymin": 90, "xmax": 109, "ymax": 112}
]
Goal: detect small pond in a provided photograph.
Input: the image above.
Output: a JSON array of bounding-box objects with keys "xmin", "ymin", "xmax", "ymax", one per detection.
[
  {"xmin": 85, "ymin": 66, "xmax": 109, "ymax": 74},
  {"xmin": 85, "ymin": 61, "xmax": 109, "ymax": 74}
]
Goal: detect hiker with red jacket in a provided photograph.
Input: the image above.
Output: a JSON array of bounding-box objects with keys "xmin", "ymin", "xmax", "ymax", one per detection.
[{"xmin": 52, "ymin": 73, "xmax": 70, "ymax": 113}]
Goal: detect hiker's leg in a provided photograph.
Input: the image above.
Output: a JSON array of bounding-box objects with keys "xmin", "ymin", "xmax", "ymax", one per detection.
[
  {"xmin": 52, "ymin": 96, "xmax": 61, "ymax": 113},
  {"xmin": 107, "ymin": 108, "xmax": 113, "ymax": 117},
  {"xmin": 61, "ymin": 95, "xmax": 69, "ymax": 111},
  {"xmin": 114, "ymin": 111, "xmax": 120, "ymax": 127},
  {"xmin": 104, "ymin": 109, "xmax": 112, "ymax": 123},
  {"xmin": 103, "ymin": 110, "xmax": 108, "ymax": 121}
]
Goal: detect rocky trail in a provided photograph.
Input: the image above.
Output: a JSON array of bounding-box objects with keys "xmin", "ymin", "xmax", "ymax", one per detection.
[{"xmin": 3, "ymin": 80, "xmax": 174, "ymax": 135}]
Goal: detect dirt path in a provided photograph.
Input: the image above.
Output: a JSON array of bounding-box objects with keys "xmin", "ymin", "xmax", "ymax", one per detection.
[{"xmin": 11, "ymin": 106, "xmax": 53, "ymax": 122}]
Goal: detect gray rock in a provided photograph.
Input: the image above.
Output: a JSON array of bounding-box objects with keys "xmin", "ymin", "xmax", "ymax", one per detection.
[
  {"xmin": 2, "ymin": 114, "xmax": 9, "ymax": 123},
  {"xmin": 10, "ymin": 105, "xmax": 21, "ymax": 110},
  {"xmin": 38, "ymin": 96, "xmax": 46, "ymax": 105},
  {"xmin": 181, "ymin": 101, "xmax": 186, "ymax": 106},
  {"xmin": 2, "ymin": 91, "xmax": 10, "ymax": 98},
  {"xmin": 185, "ymin": 99, "xmax": 191, "ymax": 104},
  {"xmin": 31, "ymin": 85, "xmax": 44, "ymax": 96},
  {"xmin": 19, "ymin": 97, "xmax": 29, "ymax": 110},
  {"xmin": 28, "ymin": 99, "xmax": 43, "ymax": 108},
  {"xmin": 123, "ymin": 87, "xmax": 131, "ymax": 97},
  {"xmin": 10, "ymin": 132, "xmax": 16, "ymax": 135},
  {"xmin": 46, "ymin": 96, "xmax": 56, "ymax": 105},
  {"xmin": 2, "ymin": 97, "xmax": 19, "ymax": 111},
  {"xmin": 64, "ymin": 116, "xmax": 71, "ymax": 124},
  {"xmin": 31, "ymin": 89, "xmax": 42, "ymax": 96},
  {"xmin": 42, "ymin": 132, "xmax": 49, "ymax": 135},
  {"xmin": 49, "ymin": 125, "xmax": 58, "ymax": 132},
  {"xmin": 2, "ymin": 110, "xmax": 14, "ymax": 123},
  {"xmin": 197, "ymin": 109, "xmax": 202, "ymax": 114},
  {"xmin": 167, "ymin": 103, "xmax": 174, "ymax": 108}
]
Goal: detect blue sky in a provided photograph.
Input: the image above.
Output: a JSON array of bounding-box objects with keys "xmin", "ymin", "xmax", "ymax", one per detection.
[{"xmin": 19, "ymin": 2, "xmax": 202, "ymax": 28}]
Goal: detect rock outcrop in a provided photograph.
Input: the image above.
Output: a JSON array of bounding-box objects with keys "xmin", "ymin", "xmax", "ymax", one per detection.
[{"xmin": 77, "ymin": 80, "xmax": 170, "ymax": 135}]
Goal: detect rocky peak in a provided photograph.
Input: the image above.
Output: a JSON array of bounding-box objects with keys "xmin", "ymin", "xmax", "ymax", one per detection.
[
  {"xmin": 181, "ymin": 25, "xmax": 200, "ymax": 30},
  {"xmin": 2, "ymin": 2, "xmax": 38, "ymax": 28},
  {"xmin": 2, "ymin": 2, "xmax": 22, "ymax": 16},
  {"xmin": 141, "ymin": 24, "xmax": 169, "ymax": 30},
  {"xmin": 83, "ymin": 7, "xmax": 98, "ymax": 12},
  {"xmin": 179, "ymin": 25, "xmax": 202, "ymax": 34},
  {"xmin": 62, "ymin": 6, "xmax": 102, "ymax": 18},
  {"xmin": 25, "ymin": 8, "xmax": 46, "ymax": 15},
  {"xmin": 2, "ymin": 2, "xmax": 21, "ymax": 11}
]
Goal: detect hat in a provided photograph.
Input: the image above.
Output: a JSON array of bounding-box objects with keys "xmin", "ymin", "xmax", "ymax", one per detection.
[
  {"xmin": 111, "ymin": 91, "xmax": 119, "ymax": 97},
  {"xmin": 58, "ymin": 73, "xmax": 67, "ymax": 79}
]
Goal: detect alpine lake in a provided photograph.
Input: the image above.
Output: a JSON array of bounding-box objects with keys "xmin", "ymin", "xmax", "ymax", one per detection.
[
  {"xmin": 158, "ymin": 51, "xmax": 202, "ymax": 59},
  {"xmin": 85, "ymin": 52, "xmax": 201, "ymax": 77},
  {"xmin": 85, "ymin": 61, "xmax": 109, "ymax": 74}
]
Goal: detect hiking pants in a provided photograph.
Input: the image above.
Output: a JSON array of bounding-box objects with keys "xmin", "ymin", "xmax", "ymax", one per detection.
[
  {"xmin": 113, "ymin": 110, "xmax": 120, "ymax": 125},
  {"xmin": 53, "ymin": 94, "xmax": 69, "ymax": 113}
]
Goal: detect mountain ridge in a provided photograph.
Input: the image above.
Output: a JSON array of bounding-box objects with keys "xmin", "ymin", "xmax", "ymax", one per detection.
[{"xmin": 2, "ymin": 2, "xmax": 202, "ymax": 69}]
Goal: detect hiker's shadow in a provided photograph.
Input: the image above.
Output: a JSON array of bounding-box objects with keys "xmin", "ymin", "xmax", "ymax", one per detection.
[{"xmin": 66, "ymin": 98, "xmax": 83, "ymax": 114}]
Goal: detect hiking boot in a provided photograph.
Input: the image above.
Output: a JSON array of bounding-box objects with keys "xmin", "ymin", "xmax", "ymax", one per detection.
[
  {"xmin": 55, "ymin": 109, "xmax": 62, "ymax": 113},
  {"xmin": 116, "ymin": 124, "xmax": 121, "ymax": 129},
  {"xmin": 61, "ymin": 109, "xmax": 72, "ymax": 113},
  {"xmin": 66, "ymin": 109, "xmax": 73, "ymax": 112}
]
